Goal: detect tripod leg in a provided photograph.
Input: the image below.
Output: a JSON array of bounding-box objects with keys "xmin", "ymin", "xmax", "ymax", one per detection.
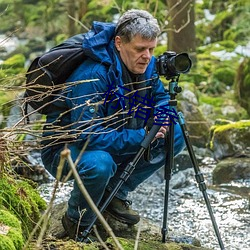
[
  {"xmin": 178, "ymin": 112, "xmax": 225, "ymax": 250},
  {"xmin": 162, "ymin": 121, "xmax": 175, "ymax": 243}
]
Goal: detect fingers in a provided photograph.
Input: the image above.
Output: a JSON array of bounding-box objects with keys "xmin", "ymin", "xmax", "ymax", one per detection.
[{"xmin": 154, "ymin": 126, "xmax": 169, "ymax": 140}]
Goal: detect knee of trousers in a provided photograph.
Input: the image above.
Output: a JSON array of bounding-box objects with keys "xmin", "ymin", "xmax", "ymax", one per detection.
[{"xmin": 77, "ymin": 150, "xmax": 117, "ymax": 182}]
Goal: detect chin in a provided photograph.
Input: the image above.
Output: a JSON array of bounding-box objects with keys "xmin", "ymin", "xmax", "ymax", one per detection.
[{"xmin": 134, "ymin": 69, "xmax": 146, "ymax": 75}]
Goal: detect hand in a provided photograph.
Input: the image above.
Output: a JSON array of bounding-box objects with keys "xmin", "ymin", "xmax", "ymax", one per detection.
[
  {"xmin": 153, "ymin": 116, "xmax": 169, "ymax": 142},
  {"xmin": 155, "ymin": 125, "xmax": 169, "ymax": 139}
]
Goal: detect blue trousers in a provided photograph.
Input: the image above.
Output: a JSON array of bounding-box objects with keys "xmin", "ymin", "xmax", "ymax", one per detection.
[{"xmin": 41, "ymin": 124, "xmax": 185, "ymax": 226}]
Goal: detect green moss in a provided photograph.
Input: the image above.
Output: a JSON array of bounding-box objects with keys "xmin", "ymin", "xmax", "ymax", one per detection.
[
  {"xmin": 0, "ymin": 54, "xmax": 26, "ymax": 86},
  {"xmin": 199, "ymin": 95, "xmax": 224, "ymax": 107},
  {"xmin": 209, "ymin": 120, "xmax": 250, "ymax": 150},
  {"xmin": 0, "ymin": 235, "xmax": 16, "ymax": 250},
  {"xmin": 234, "ymin": 57, "xmax": 250, "ymax": 115},
  {"xmin": 1, "ymin": 54, "xmax": 25, "ymax": 69},
  {"xmin": 0, "ymin": 175, "xmax": 47, "ymax": 239},
  {"xmin": 213, "ymin": 120, "xmax": 250, "ymax": 133},
  {"xmin": 7, "ymin": 228, "xmax": 24, "ymax": 249},
  {"xmin": 105, "ymin": 237, "xmax": 205, "ymax": 250},
  {"xmin": 0, "ymin": 209, "xmax": 24, "ymax": 249},
  {"xmin": 217, "ymin": 40, "xmax": 237, "ymax": 51},
  {"xmin": 213, "ymin": 67, "xmax": 235, "ymax": 86},
  {"xmin": 0, "ymin": 209, "xmax": 21, "ymax": 229}
]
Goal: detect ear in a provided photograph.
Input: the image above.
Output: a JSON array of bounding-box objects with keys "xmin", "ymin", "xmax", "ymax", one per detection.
[{"xmin": 115, "ymin": 36, "xmax": 122, "ymax": 51}]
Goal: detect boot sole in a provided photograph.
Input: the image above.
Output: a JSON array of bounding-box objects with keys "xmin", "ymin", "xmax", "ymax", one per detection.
[{"xmin": 105, "ymin": 210, "xmax": 140, "ymax": 225}]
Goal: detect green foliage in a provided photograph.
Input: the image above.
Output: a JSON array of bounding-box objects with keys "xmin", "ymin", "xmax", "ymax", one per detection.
[
  {"xmin": 196, "ymin": 0, "xmax": 250, "ymax": 47},
  {"xmin": 199, "ymin": 95, "xmax": 224, "ymax": 107},
  {"xmin": 192, "ymin": 40, "xmax": 241, "ymax": 95},
  {"xmin": 234, "ymin": 57, "xmax": 250, "ymax": 115},
  {"xmin": 213, "ymin": 67, "xmax": 235, "ymax": 86},
  {"xmin": 0, "ymin": 54, "xmax": 26, "ymax": 84}
]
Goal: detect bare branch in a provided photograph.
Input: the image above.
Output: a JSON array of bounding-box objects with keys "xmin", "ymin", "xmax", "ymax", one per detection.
[{"xmin": 62, "ymin": 148, "xmax": 124, "ymax": 250}]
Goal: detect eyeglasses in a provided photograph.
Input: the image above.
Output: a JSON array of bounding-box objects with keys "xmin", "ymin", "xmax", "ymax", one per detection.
[{"xmin": 115, "ymin": 17, "xmax": 139, "ymax": 35}]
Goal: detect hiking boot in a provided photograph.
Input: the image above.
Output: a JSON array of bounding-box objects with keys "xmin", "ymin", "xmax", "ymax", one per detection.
[
  {"xmin": 61, "ymin": 213, "xmax": 97, "ymax": 243},
  {"xmin": 105, "ymin": 196, "xmax": 140, "ymax": 225}
]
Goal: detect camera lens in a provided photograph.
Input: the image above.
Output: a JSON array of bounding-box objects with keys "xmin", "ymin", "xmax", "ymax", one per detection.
[
  {"xmin": 156, "ymin": 51, "xmax": 192, "ymax": 79},
  {"xmin": 174, "ymin": 53, "xmax": 192, "ymax": 73}
]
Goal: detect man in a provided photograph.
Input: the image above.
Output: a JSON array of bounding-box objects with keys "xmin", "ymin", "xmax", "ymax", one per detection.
[{"xmin": 41, "ymin": 9, "xmax": 185, "ymax": 241}]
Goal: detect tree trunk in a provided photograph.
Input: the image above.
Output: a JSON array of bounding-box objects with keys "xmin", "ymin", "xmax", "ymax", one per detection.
[
  {"xmin": 167, "ymin": 0, "xmax": 196, "ymax": 62},
  {"xmin": 67, "ymin": 0, "xmax": 77, "ymax": 36},
  {"xmin": 78, "ymin": 0, "xmax": 88, "ymax": 20}
]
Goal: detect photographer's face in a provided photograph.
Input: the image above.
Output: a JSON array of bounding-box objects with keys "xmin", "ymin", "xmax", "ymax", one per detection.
[{"xmin": 115, "ymin": 35, "xmax": 157, "ymax": 74}]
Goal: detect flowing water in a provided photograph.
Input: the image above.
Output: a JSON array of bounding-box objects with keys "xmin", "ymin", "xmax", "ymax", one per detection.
[{"xmin": 38, "ymin": 156, "xmax": 250, "ymax": 250}]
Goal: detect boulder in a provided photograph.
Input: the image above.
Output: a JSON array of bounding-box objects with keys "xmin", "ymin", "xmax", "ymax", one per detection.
[
  {"xmin": 209, "ymin": 119, "xmax": 250, "ymax": 160},
  {"xmin": 179, "ymin": 100, "xmax": 211, "ymax": 148},
  {"xmin": 213, "ymin": 157, "xmax": 250, "ymax": 184},
  {"xmin": 42, "ymin": 201, "xmax": 211, "ymax": 250}
]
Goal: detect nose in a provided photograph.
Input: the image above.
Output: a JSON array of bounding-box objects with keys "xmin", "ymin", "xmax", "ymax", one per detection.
[{"xmin": 142, "ymin": 49, "xmax": 151, "ymax": 60}]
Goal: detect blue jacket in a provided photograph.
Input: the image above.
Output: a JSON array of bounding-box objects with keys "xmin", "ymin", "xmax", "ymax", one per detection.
[{"xmin": 44, "ymin": 21, "xmax": 170, "ymax": 156}]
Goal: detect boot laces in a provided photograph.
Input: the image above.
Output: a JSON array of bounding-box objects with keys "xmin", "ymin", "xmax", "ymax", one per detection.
[{"xmin": 123, "ymin": 200, "xmax": 132, "ymax": 209}]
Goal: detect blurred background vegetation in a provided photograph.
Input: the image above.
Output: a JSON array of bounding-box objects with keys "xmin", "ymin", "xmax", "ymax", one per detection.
[{"xmin": 0, "ymin": 0, "xmax": 250, "ymax": 125}]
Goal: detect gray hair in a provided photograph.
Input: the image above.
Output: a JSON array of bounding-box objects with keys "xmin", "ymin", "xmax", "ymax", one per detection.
[{"xmin": 115, "ymin": 9, "xmax": 160, "ymax": 43}]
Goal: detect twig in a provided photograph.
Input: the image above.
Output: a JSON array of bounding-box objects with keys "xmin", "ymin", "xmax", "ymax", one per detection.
[
  {"xmin": 61, "ymin": 148, "xmax": 124, "ymax": 250},
  {"xmin": 134, "ymin": 220, "xmax": 142, "ymax": 250},
  {"xmin": 93, "ymin": 225, "xmax": 110, "ymax": 250},
  {"xmin": 68, "ymin": 14, "xmax": 89, "ymax": 31}
]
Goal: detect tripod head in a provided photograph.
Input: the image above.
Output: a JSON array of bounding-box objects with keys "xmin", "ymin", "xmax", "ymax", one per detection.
[{"xmin": 168, "ymin": 76, "xmax": 183, "ymax": 100}]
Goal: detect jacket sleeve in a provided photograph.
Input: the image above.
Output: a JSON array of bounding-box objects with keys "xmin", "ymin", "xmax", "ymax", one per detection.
[{"xmin": 65, "ymin": 60, "xmax": 146, "ymax": 156}]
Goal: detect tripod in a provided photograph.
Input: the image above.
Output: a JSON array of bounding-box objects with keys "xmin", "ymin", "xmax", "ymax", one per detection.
[
  {"xmin": 82, "ymin": 77, "xmax": 225, "ymax": 250},
  {"xmin": 161, "ymin": 77, "xmax": 225, "ymax": 249}
]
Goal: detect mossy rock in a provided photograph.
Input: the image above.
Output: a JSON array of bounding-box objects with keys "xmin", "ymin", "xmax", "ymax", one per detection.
[
  {"xmin": 28, "ymin": 237, "xmax": 211, "ymax": 250},
  {"xmin": 0, "ymin": 174, "xmax": 47, "ymax": 239},
  {"xmin": 0, "ymin": 209, "xmax": 24, "ymax": 250},
  {"xmin": 43, "ymin": 202, "xmax": 211, "ymax": 250},
  {"xmin": 199, "ymin": 92, "xmax": 248, "ymax": 122},
  {"xmin": 209, "ymin": 120, "xmax": 250, "ymax": 160},
  {"xmin": 106, "ymin": 237, "xmax": 210, "ymax": 250}
]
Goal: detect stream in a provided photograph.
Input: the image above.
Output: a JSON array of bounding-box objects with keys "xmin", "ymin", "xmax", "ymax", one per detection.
[{"xmin": 38, "ymin": 155, "xmax": 250, "ymax": 250}]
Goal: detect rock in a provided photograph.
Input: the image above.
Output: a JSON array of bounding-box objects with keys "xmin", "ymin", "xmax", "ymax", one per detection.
[
  {"xmin": 181, "ymin": 89, "xmax": 199, "ymax": 105},
  {"xmin": 44, "ymin": 201, "xmax": 212, "ymax": 250},
  {"xmin": 170, "ymin": 168, "xmax": 193, "ymax": 189},
  {"xmin": 209, "ymin": 120, "xmax": 250, "ymax": 160},
  {"xmin": 213, "ymin": 157, "xmax": 250, "ymax": 184},
  {"xmin": 179, "ymin": 100, "xmax": 211, "ymax": 148}
]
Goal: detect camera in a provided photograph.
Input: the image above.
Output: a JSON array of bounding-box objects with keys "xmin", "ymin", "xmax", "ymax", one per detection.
[{"xmin": 156, "ymin": 51, "xmax": 192, "ymax": 79}]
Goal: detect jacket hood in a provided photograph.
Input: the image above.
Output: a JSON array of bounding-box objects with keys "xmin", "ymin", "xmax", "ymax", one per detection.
[{"xmin": 82, "ymin": 21, "xmax": 116, "ymax": 65}]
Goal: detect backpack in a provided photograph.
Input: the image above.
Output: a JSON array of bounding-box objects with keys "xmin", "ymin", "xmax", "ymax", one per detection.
[{"xmin": 24, "ymin": 34, "xmax": 87, "ymax": 115}]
